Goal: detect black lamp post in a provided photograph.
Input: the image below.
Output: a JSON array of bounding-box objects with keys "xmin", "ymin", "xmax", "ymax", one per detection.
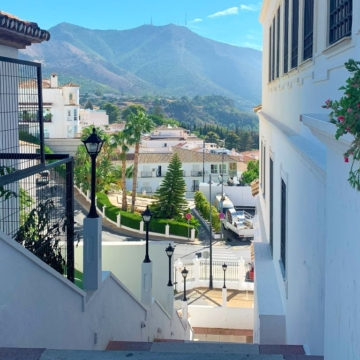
[
  {"xmin": 181, "ymin": 267, "xmax": 188, "ymax": 301},
  {"xmin": 141, "ymin": 206, "xmax": 152, "ymax": 263},
  {"xmin": 82, "ymin": 127, "xmax": 104, "ymax": 218},
  {"xmin": 222, "ymin": 263, "xmax": 228, "ymax": 289},
  {"xmin": 165, "ymin": 243, "xmax": 174, "ymax": 286}
]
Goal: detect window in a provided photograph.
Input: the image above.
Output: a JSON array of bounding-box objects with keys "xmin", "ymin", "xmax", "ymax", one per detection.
[
  {"xmin": 220, "ymin": 164, "xmax": 227, "ymax": 174},
  {"xmin": 261, "ymin": 142, "xmax": 266, "ymax": 197},
  {"xmin": 69, "ymin": 93, "xmax": 73, "ymax": 101},
  {"xmin": 67, "ymin": 110, "xmax": 71, "ymax": 119},
  {"xmin": 270, "ymin": 158, "xmax": 274, "ymax": 257},
  {"xmin": 163, "ymin": 143, "xmax": 167, "ymax": 147},
  {"xmin": 276, "ymin": 7, "xmax": 280, "ymax": 78},
  {"xmin": 329, "ymin": 0, "xmax": 352, "ymax": 44},
  {"xmin": 272, "ymin": 17, "xmax": 276, "ymax": 80},
  {"xmin": 211, "ymin": 164, "xmax": 218, "ymax": 174},
  {"xmin": 269, "ymin": 25, "xmax": 272, "ymax": 82},
  {"xmin": 291, "ymin": 0, "xmax": 299, "ymax": 69},
  {"xmin": 280, "ymin": 178, "xmax": 287, "ymax": 272},
  {"xmin": 283, "ymin": 0, "xmax": 289, "ymax": 73},
  {"xmin": 74, "ymin": 109, "xmax": 77, "ymax": 120},
  {"xmin": 303, "ymin": 0, "xmax": 314, "ymax": 60}
]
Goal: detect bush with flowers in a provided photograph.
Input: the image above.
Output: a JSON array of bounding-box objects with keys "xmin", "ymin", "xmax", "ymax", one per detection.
[{"xmin": 322, "ymin": 59, "xmax": 360, "ymax": 190}]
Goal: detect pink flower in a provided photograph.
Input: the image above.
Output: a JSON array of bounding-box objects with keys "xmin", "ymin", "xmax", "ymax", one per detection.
[
  {"xmin": 325, "ymin": 99, "xmax": 330, "ymax": 105},
  {"xmin": 357, "ymin": 103, "xmax": 360, "ymax": 108},
  {"xmin": 347, "ymin": 108, "xmax": 353, "ymax": 113},
  {"xmin": 344, "ymin": 157, "xmax": 349, "ymax": 163},
  {"xmin": 338, "ymin": 116, "xmax": 345, "ymax": 123}
]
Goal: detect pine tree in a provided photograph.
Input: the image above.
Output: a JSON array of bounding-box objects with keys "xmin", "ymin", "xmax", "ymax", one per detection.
[{"xmin": 152, "ymin": 153, "xmax": 188, "ymax": 219}]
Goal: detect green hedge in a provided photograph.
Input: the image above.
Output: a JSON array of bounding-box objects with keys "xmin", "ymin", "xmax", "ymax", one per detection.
[{"xmin": 96, "ymin": 192, "xmax": 198, "ymax": 237}]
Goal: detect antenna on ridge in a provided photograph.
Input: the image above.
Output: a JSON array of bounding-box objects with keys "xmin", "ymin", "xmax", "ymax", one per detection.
[
  {"xmin": 185, "ymin": 13, "xmax": 187, "ymax": 26},
  {"xmin": 150, "ymin": 16, "xmax": 153, "ymax": 25}
]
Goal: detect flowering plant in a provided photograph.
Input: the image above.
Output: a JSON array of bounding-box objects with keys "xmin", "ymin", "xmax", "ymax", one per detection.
[{"xmin": 322, "ymin": 59, "xmax": 360, "ymax": 190}]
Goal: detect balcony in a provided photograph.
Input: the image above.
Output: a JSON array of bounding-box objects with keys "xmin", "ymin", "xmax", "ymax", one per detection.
[
  {"xmin": 141, "ymin": 187, "xmax": 152, "ymax": 193},
  {"xmin": 141, "ymin": 171, "xmax": 153, "ymax": 177}
]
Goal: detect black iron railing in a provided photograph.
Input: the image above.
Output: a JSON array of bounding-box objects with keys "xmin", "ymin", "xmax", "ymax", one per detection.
[
  {"xmin": 141, "ymin": 171, "xmax": 153, "ymax": 177},
  {"xmin": 0, "ymin": 56, "xmax": 45, "ymax": 171},
  {"xmin": 329, "ymin": 0, "xmax": 352, "ymax": 44},
  {"xmin": 0, "ymin": 154, "xmax": 76, "ymax": 283}
]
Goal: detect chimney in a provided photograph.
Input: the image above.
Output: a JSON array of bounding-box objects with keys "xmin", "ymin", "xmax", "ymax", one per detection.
[{"xmin": 50, "ymin": 73, "xmax": 58, "ymax": 88}]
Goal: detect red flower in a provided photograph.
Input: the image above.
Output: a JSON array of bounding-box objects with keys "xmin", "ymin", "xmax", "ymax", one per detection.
[
  {"xmin": 338, "ymin": 116, "xmax": 345, "ymax": 123},
  {"xmin": 344, "ymin": 157, "xmax": 349, "ymax": 163}
]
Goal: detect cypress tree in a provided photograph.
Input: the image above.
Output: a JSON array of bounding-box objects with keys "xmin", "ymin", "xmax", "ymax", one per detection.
[{"xmin": 152, "ymin": 153, "xmax": 188, "ymax": 219}]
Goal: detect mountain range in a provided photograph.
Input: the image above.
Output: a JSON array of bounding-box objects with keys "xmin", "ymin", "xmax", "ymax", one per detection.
[{"xmin": 20, "ymin": 23, "xmax": 262, "ymax": 111}]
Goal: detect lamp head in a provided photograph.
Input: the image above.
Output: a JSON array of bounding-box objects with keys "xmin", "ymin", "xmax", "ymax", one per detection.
[
  {"xmin": 181, "ymin": 267, "xmax": 188, "ymax": 279},
  {"xmin": 82, "ymin": 127, "xmax": 104, "ymax": 156},
  {"xmin": 165, "ymin": 243, "xmax": 174, "ymax": 258},
  {"xmin": 141, "ymin": 205, "xmax": 152, "ymax": 224},
  {"xmin": 222, "ymin": 263, "xmax": 228, "ymax": 272}
]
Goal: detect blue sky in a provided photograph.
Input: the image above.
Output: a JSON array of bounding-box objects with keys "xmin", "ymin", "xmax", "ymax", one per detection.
[{"xmin": 2, "ymin": 1, "xmax": 263, "ymax": 50}]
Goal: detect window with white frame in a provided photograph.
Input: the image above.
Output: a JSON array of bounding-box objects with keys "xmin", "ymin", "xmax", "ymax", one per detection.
[
  {"xmin": 219, "ymin": 164, "xmax": 227, "ymax": 174},
  {"xmin": 329, "ymin": 0, "xmax": 352, "ymax": 44},
  {"xmin": 291, "ymin": 0, "xmax": 299, "ymax": 69},
  {"xmin": 211, "ymin": 164, "xmax": 218, "ymax": 174},
  {"xmin": 74, "ymin": 109, "xmax": 77, "ymax": 120},
  {"xmin": 280, "ymin": 178, "xmax": 287, "ymax": 273},
  {"xmin": 303, "ymin": 0, "xmax": 314, "ymax": 60},
  {"xmin": 261, "ymin": 141, "xmax": 266, "ymax": 198},
  {"xmin": 283, "ymin": 0, "xmax": 289, "ymax": 74}
]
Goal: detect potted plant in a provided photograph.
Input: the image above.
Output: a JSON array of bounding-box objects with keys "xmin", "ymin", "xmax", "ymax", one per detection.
[{"xmin": 323, "ymin": 59, "xmax": 360, "ymax": 190}]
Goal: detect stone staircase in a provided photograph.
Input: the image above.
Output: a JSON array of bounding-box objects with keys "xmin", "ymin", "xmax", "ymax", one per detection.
[{"xmin": 0, "ymin": 342, "xmax": 324, "ymax": 359}]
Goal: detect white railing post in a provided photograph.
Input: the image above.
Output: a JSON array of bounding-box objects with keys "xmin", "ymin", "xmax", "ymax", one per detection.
[
  {"xmin": 175, "ymin": 258, "xmax": 183, "ymax": 293},
  {"xmin": 222, "ymin": 287, "xmax": 227, "ymax": 307},
  {"xmin": 191, "ymin": 228, "xmax": 195, "ymax": 240},
  {"xmin": 86, "ymin": 190, "xmax": 90, "ymax": 201},
  {"xmin": 140, "ymin": 220, "xmax": 144, "ymax": 234},
  {"xmin": 192, "ymin": 255, "xmax": 200, "ymax": 288},
  {"xmin": 238, "ymin": 257, "xmax": 246, "ymax": 289},
  {"xmin": 117, "ymin": 213, "xmax": 121, "ymax": 227},
  {"xmin": 102, "ymin": 205, "xmax": 106, "ymax": 217},
  {"xmin": 165, "ymin": 224, "xmax": 170, "ymax": 237}
]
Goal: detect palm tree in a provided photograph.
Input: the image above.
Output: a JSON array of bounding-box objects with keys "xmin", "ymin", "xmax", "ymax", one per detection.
[
  {"xmin": 124, "ymin": 111, "xmax": 155, "ymax": 212},
  {"xmin": 111, "ymin": 131, "xmax": 130, "ymax": 211}
]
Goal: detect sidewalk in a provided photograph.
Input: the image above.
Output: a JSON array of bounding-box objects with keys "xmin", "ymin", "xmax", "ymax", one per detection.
[{"xmin": 74, "ymin": 187, "xmax": 201, "ymax": 244}]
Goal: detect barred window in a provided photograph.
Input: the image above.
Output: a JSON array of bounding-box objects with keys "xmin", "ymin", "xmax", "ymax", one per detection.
[
  {"xmin": 272, "ymin": 17, "xmax": 276, "ymax": 80},
  {"xmin": 303, "ymin": 0, "xmax": 314, "ymax": 60},
  {"xmin": 261, "ymin": 141, "xmax": 266, "ymax": 198},
  {"xmin": 329, "ymin": 0, "xmax": 352, "ymax": 44},
  {"xmin": 291, "ymin": 0, "xmax": 299, "ymax": 69},
  {"xmin": 284, "ymin": 0, "xmax": 289, "ymax": 73},
  {"xmin": 281, "ymin": 178, "xmax": 287, "ymax": 271},
  {"xmin": 269, "ymin": 25, "xmax": 273, "ymax": 82},
  {"xmin": 276, "ymin": 7, "xmax": 280, "ymax": 78}
]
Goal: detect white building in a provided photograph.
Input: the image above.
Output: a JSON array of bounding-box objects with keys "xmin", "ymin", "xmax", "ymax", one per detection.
[
  {"xmin": 125, "ymin": 146, "xmax": 244, "ymax": 194},
  {"xmin": 79, "ymin": 109, "xmax": 109, "ymax": 132},
  {"xmin": 19, "ymin": 74, "xmax": 80, "ymax": 139},
  {"xmin": 141, "ymin": 124, "xmax": 207, "ymax": 149},
  {"xmin": 255, "ymin": 1, "xmax": 360, "ymax": 359}
]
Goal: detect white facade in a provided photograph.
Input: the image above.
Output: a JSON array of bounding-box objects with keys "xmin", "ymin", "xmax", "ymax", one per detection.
[
  {"xmin": 19, "ymin": 74, "xmax": 80, "ymax": 139},
  {"xmin": 125, "ymin": 147, "xmax": 240, "ymax": 194},
  {"xmin": 79, "ymin": 109, "xmax": 109, "ymax": 132},
  {"xmin": 256, "ymin": 1, "xmax": 360, "ymax": 358}
]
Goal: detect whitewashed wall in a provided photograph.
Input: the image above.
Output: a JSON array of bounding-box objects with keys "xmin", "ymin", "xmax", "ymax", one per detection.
[
  {"xmin": 75, "ymin": 241, "xmax": 172, "ymax": 311},
  {"xmin": 188, "ymin": 305, "xmax": 254, "ymax": 330},
  {"xmin": 258, "ymin": 0, "xmax": 360, "ymax": 357},
  {"xmin": 0, "ymin": 231, "xmax": 148, "ymax": 349}
]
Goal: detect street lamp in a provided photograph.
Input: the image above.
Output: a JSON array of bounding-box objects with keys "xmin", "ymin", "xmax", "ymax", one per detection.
[
  {"xmin": 141, "ymin": 206, "xmax": 152, "ymax": 263},
  {"xmin": 165, "ymin": 243, "xmax": 174, "ymax": 286},
  {"xmin": 209, "ymin": 174, "xmax": 213, "ymax": 289},
  {"xmin": 181, "ymin": 267, "xmax": 189, "ymax": 301},
  {"xmin": 222, "ymin": 263, "xmax": 228, "ymax": 288},
  {"xmin": 202, "ymin": 140, "xmax": 205, "ymax": 183},
  {"xmin": 82, "ymin": 127, "xmax": 104, "ymax": 218}
]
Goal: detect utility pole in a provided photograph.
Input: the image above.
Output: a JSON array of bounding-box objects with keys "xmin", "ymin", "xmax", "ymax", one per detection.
[{"xmin": 221, "ymin": 139, "xmax": 225, "ymax": 241}]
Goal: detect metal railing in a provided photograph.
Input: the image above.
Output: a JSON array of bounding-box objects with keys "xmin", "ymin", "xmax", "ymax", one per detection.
[
  {"xmin": 191, "ymin": 171, "xmax": 208, "ymax": 177},
  {"xmin": 141, "ymin": 172, "xmax": 152, "ymax": 177},
  {"xmin": 1, "ymin": 56, "xmax": 45, "ymax": 171},
  {"xmin": 140, "ymin": 187, "xmax": 152, "ymax": 193},
  {"xmin": 177, "ymin": 263, "xmax": 195, "ymax": 283},
  {"xmin": 0, "ymin": 154, "xmax": 76, "ymax": 283},
  {"xmin": 200, "ymin": 260, "xmax": 239, "ymax": 281}
]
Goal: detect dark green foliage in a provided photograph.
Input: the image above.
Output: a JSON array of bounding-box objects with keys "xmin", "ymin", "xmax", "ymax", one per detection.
[
  {"xmin": 84, "ymin": 100, "xmax": 93, "ymax": 110},
  {"xmin": 194, "ymin": 191, "xmax": 220, "ymax": 232},
  {"xmin": 14, "ymin": 199, "xmax": 66, "ymax": 275},
  {"xmin": 241, "ymin": 160, "xmax": 259, "ymax": 184},
  {"xmin": 101, "ymin": 102, "xmax": 121, "ymax": 123},
  {"xmin": 121, "ymin": 104, "xmax": 147, "ymax": 120},
  {"xmin": 152, "ymin": 153, "xmax": 188, "ymax": 219}
]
